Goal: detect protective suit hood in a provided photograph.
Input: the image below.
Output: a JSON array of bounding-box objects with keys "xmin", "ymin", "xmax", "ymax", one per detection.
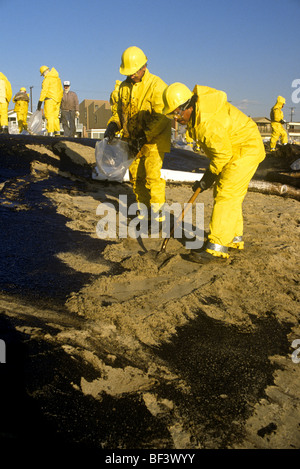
[
  {"xmin": 277, "ymin": 95, "xmax": 285, "ymax": 104},
  {"xmin": 47, "ymin": 67, "xmax": 60, "ymax": 78},
  {"xmin": 275, "ymin": 95, "xmax": 285, "ymax": 109},
  {"xmin": 193, "ymin": 85, "xmax": 228, "ymax": 120}
]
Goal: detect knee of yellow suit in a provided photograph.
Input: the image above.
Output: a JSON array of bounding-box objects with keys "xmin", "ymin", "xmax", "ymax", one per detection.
[
  {"xmin": 281, "ymin": 130, "xmax": 288, "ymax": 144},
  {"xmin": 44, "ymin": 99, "xmax": 60, "ymax": 132},
  {"xmin": 144, "ymin": 150, "xmax": 165, "ymax": 206},
  {"xmin": 129, "ymin": 157, "xmax": 150, "ymax": 207}
]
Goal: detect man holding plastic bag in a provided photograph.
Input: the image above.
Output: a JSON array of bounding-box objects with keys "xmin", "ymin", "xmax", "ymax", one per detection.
[
  {"xmin": 37, "ymin": 65, "xmax": 63, "ymax": 136},
  {"xmin": 104, "ymin": 46, "xmax": 171, "ymax": 222}
]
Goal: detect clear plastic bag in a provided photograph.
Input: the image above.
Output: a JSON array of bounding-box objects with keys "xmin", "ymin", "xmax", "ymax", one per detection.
[
  {"xmin": 27, "ymin": 110, "xmax": 43, "ymax": 135},
  {"xmin": 95, "ymin": 138, "xmax": 134, "ymax": 182},
  {"xmin": 291, "ymin": 158, "xmax": 300, "ymax": 170}
]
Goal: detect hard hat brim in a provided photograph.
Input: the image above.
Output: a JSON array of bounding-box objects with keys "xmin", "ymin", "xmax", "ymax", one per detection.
[{"xmin": 119, "ymin": 63, "xmax": 146, "ymax": 76}]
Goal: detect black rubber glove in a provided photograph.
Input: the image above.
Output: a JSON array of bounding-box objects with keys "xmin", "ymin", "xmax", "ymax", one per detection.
[
  {"xmin": 192, "ymin": 168, "xmax": 217, "ymax": 192},
  {"xmin": 129, "ymin": 130, "xmax": 147, "ymax": 156},
  {"xmin": 37, "ymin": 101, "xmax": 42, "ymax": 111},
  {"xmin": 104, "ymin": 122, "xmax": 119, "ymax": 143}
]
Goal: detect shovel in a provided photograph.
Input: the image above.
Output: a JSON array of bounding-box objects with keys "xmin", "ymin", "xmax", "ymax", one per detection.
[{"xmin": 158, "ymin": 186, "xmax": 202, "ymax": 256}]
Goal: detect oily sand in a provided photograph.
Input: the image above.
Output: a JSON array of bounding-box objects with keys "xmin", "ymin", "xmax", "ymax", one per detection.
[{"xmin": 0, "ymin": 134, "xmax": 299, "ymax": 452}]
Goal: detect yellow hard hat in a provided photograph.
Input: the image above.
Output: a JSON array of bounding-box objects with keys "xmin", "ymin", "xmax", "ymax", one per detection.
[
  {"xmin": 20, "ymin": 87, "xmax": 26, "ymax": 92},
  {"xmin": 119, "ymin": 46, "xmax": 147, "ymax": 76},
  {"xmin": 40, "ymin": 65, "xmax": 49, "ymax": 76},
  {"xmin": 162, "ymin": 83, "xmax": 193, "ymax": 115}
]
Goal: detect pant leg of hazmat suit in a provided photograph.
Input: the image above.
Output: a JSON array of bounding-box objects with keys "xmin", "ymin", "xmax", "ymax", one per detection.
[
  {"xmin": 16, "ymin": 101, "xmax": 29, "ymax": 132},
  {"xmin": 270, "ymin": 122, "xmax": 288, "ymax": 148},
  {"xmin": 107, "ymin": 69, "xmax": 171, "ymax": 215},
  {"xmin": 44, "ymin": 98, "xmax": 61, "ymax": 133},
  {"xmin": 187, "ymin": 85, "xmax": 266, "ymax": 258},
  {"xmin": 0, "ymin": 103, "xmax": 9, "ymax": 127},
  {"xmin": 129, "ymin": 144, "xmax": 165, "ymax": 212}
]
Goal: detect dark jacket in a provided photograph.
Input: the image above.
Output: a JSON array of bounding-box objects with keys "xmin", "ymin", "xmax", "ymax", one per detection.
[{"xmin": 61, "ymin": 90, "xmax": 79, "ymax": 111}]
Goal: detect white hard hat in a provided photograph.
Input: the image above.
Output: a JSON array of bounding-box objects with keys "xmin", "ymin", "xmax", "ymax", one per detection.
[{"xmin": 63, "ymin": 81, "xmax": 71, "ymax": 86}]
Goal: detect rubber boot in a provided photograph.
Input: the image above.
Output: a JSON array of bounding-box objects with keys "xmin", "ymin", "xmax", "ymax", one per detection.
[{"xmin": 187, "ymin": 250, "xmax": 228, "ymax": 264}]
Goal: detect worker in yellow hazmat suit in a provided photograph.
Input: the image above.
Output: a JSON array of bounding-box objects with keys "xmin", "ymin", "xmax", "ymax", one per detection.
[
  {"xmin": 270, "ymin": 96, "xmax": 288, "ymax": 150},
  {"xmin": 13, "ymin": 87, "xmax": 29, "ymax": 133},
  {"xmin": 37, "ymin": 66, "xmax": 63, "ymax": 136},
  {"xmin": 162, "ymin": 82, "xmax": 266, "ymax": 264},
  {"xmin": 0, "ymin": 72, "xmax": 12, "ymax": 134},
  {"xmin": 105, "ymin": 47, "xmax": 171, "ymax": 221}
]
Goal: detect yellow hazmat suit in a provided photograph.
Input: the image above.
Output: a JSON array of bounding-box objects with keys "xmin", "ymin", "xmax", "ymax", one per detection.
[
  {"xmin": 186, "ymin": 85, "xmax": 266, "ymax": 257},
  {"xmin": 270, "ymin": 96, "xmax": 288, "ymax": 150},
  {"xmin": 13, "ymin": 89, "xmax": 29, "ymax": 132},
  {"xmin": 39, "ymin": 68, "xmax": 63, "ymax": 133},
  {"xmin": 108, "ymin": 68, "xmax": 171, "ymax": 215},
  {"xmin": 0, "ymin": 72, "xmax": 12, "ymax": 130},
  {"xmin": 110, "ymin": 80, "xmax": 121, "ymax": 114},
  {"xmin": 185, "ymin": 129, "xmax": 194, "ymax": 149}
]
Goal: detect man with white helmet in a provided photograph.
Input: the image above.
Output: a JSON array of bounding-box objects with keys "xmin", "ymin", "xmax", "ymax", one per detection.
[
  {"xmin": 105, "ymin": 46, "xmax": 171, "ymax": 223},
  {"xmin": 37, "ymin": 65, "xmax": 63, "ymax": 136},
  {"xmin": 60, "ymin": 81, "xmax": 79, "ymax": 137}
]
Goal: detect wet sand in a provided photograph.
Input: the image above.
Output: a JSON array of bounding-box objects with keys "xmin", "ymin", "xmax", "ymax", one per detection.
[{"xmin": 0, "ymin": 134, "xmax": 299, "ymax": 452}]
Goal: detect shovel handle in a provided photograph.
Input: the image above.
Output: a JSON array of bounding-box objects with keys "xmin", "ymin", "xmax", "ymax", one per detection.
[{"xmin": 160, "ymin": 186, "xmax": 202, "ymax": 253}]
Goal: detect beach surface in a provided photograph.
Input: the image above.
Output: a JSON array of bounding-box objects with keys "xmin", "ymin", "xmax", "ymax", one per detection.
[{"xmin": 0, "ymin": 134, "xmax": 299, "ymax": 451}]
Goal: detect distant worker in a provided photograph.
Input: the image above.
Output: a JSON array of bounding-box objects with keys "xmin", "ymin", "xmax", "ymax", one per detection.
[
  {"xmin": 162, "ymin": 83, "xmax": 266, "ymax": 264},
  {"xmin": 60, "ymin": 81, "xmax": 79, "ymax": 137},
  {"xmin": 37, "ymin": 65, "xmax": 63, "ymax": 136},
  {"xmin": 13, "ymin": 87, "xmax": 29, "ymax": 133},
  {"xmin": 0, "ymin": 72, "xmax": 12, "ymax": 134},
  {"xmin": 104, "ymin": 46, "xmax": 171, "ymax": 223},
  {"xmin": 270, "ymin": 96, "xmax": 288, "ymax": 151}
]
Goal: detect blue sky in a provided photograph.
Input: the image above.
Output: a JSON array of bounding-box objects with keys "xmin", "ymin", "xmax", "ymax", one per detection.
[{"xmin": 2, "ymin": 0, "xmax": 300, "ymax": 120}]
